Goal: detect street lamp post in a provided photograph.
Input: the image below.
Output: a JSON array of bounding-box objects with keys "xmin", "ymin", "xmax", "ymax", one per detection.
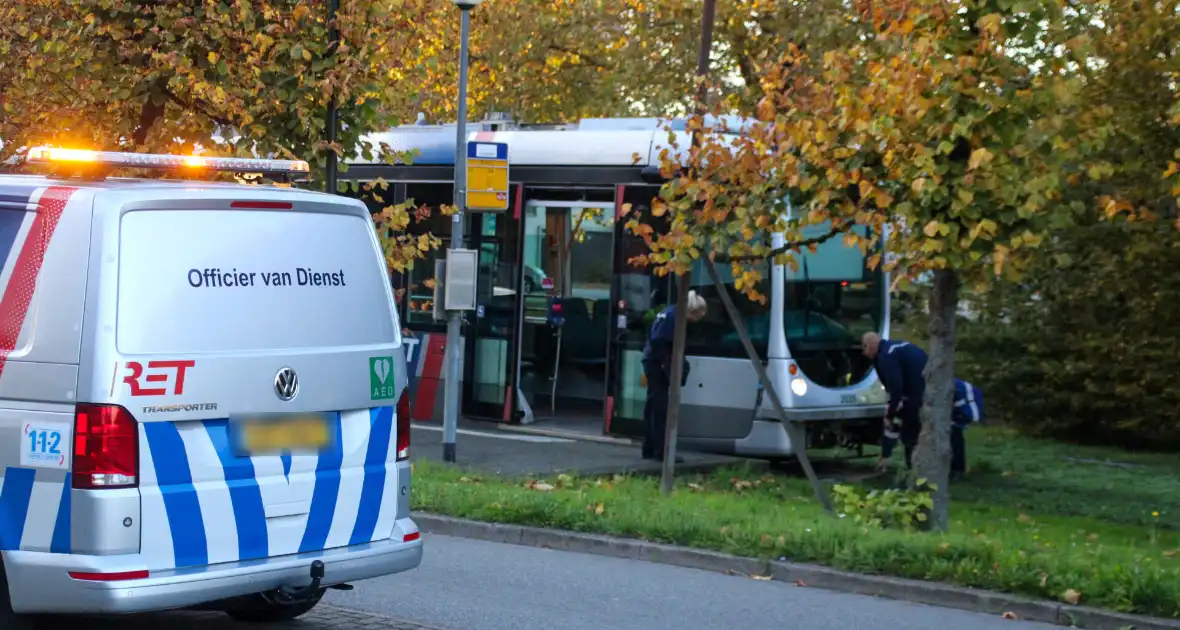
[{"xmin": 441, "ymin": 0, "xmax": 483, "ymax": 463}]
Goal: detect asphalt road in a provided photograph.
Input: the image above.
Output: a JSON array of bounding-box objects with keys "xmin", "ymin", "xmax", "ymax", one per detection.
[{"xmin": 326, "ymin": 534, "xmax": 1057, "ymax": 630}]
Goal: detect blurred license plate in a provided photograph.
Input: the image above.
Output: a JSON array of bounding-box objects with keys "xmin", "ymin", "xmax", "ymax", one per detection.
[{"xmin": 234, "ymin": 413, "xmax": 332, "ymax": 454}]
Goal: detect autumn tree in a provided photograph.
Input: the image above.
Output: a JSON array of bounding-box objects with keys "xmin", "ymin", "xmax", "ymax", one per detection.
[
  {"xmin": 386, "ymin": 0, "xmax": 857, "ymax": 124},
  {"xmin": 954, "ymin": 0, "xmax": 1180, "ymax": 450},
  {"xmin": 643, "ymin": 0, "xmax": 1110, "ymax": 529},
  {"xmin": 0, "ymin": 0, "xmax": 447, "ymax": 271}
]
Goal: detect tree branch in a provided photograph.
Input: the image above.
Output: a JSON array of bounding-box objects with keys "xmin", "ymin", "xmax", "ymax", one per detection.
[
  {"xmin": 545, "ymin": 44, "xmax": 610, "ymax": 71},
  {"xmin": 163, "ymin": 86, "xmax": 233, "ymax": 127},
  {"xmin": 729, "ymin": 220, "xmax": 851, "ymax": 262}
]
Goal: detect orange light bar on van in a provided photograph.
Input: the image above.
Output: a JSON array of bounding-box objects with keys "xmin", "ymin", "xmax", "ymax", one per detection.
[{"xmin": 27, "ymin": 147, "xmax": 310, "ymax": 175}]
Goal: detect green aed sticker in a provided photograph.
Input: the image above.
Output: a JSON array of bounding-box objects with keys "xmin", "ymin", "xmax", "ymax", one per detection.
[{"xmin": 369, "ymin": 356, "xmax": 396, "ymax": 400}]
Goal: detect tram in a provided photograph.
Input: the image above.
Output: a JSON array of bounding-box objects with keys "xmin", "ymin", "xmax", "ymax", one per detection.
[{"xmin": 344, "ymin": 113, "xmax": 890, "ymax": 458}]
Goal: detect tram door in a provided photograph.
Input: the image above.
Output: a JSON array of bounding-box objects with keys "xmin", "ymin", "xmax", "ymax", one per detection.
[
  {"xmin": 462, "ymin": 211, "xmax": 524, "ymax": 419},
  {"xmin": 517, "ymin": 201, "xmax": 616, "ymax": 428},
  {"xmin": 605, "ymin": 186, "xmax": 672, "ymax": 438}
]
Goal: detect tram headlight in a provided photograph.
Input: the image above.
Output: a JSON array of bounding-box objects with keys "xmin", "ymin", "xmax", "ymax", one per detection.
[{"xmin": 790, "ymin": 377, "xmax": 808, "ymax": 397}]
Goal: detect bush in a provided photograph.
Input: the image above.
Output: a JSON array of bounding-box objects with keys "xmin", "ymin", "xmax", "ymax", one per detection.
[
  {"xmin": 831, "ymin": 483, "xmax": 934, "ymax": 530},
  {"xmin": 956, "ymin": 219, "xmax": 1180, "ymax": 451}
]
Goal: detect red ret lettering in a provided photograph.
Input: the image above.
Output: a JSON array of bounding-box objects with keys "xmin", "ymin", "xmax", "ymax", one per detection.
[{"xmin": 124, "ymin": 360, "xmax": 195, "ymax": 396}]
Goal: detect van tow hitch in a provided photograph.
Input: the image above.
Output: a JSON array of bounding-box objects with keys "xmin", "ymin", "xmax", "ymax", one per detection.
[{"xmin": 277, "ymin": 560, "xmax": 325, "ymax": 602}]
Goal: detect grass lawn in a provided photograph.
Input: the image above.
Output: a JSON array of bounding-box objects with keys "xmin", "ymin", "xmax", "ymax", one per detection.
[{"xmin": 411, "ymin": 426, "xmax": 1180, "ymax": 619}]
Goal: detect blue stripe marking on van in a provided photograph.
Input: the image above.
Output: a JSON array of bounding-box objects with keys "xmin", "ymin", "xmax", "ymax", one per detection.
[
  {"xmin": 0, "ymin": 467, "xmax": 36, "ymax": 550},
  {"xmin": 0, "ymin": 186, "xmax": 33, "ymax": 267},
  {"xmin": 143, "ymin": 422, "xmax": 209, "ymax": 568},
  {"xmin": 349, "ymin": 406, "xmax": 394, "ymax": 545},
  {"xmin": 50, "ymin": 472, "xmax": 71, "ymax": 554},
  {"xmin": 298, "ymin": 413, "xmax": 345, "ymax": 553},
  {"xmin": 203, "ymin": 420, "xmax": 269, "ymax": 561},
  {"xmin": 0, "ymin": 184, "xmax": 37, "ymax": 212}
]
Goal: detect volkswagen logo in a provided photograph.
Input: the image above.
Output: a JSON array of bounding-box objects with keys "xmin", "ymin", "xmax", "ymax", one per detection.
[{"xmin": 274, "ymin": 367, "xmax": 299, "ymax": 401}]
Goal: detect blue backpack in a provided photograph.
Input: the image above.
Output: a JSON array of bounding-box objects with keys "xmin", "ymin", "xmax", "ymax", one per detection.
[{"xmin": 953, "ymin": 379, "xmax": 984, "ymax": 426}]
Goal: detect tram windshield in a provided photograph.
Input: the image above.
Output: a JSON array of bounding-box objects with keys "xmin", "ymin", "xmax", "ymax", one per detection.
[{"xmin": 783, "ymin": 221, "xmax": 884, "ymax": 387}]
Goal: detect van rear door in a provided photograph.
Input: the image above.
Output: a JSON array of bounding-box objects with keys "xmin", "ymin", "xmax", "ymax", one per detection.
[{"xmin": 82, "ymin": 191, "xmax": 406, "ymax": 573}]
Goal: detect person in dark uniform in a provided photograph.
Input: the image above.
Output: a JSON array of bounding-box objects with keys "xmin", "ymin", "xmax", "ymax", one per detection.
[
  {"xmin": 874, "ymin": 374, "xmax": 985, "ymax": 479},
  {"xmin": 642, "ymin": 290, "xmax": 708, "ymax": 462},
  {"xmin": 950, "ymin": 378, "xmax": 984, "ymax": 479},
  {"xmin": 860, "ymin": 332, "xmax": 928, "ymax": 471}
]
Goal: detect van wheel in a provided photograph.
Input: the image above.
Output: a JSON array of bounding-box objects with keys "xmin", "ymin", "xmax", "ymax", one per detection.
[{"xmin": 224, "ymin": 589, "xmax": 326, "ymax": 623}]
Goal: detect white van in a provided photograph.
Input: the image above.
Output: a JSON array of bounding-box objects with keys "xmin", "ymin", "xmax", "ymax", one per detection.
[{"xmin": 0, "ymin": 149, "xmax": 421, "ymax": 627}]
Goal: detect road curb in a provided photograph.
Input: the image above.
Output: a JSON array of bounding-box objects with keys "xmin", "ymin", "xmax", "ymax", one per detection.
[{"xmin": 414, "ymin": 513, "xmax": 1180, "ymax": 630}]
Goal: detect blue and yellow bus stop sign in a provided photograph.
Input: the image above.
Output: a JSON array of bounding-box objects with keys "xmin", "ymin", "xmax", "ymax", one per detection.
[{"xmin": 466, "ymin": 141, "xmax": 509, "ymax": 212}]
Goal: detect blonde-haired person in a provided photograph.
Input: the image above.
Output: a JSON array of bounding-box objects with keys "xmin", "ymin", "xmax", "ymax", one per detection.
[{"xmin": 641, "ymin": 290, "xmax": 708, "ymax": 463}]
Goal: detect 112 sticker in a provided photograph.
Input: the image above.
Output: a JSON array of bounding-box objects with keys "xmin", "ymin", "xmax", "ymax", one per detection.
[{"xmin": 22, "ymin": 420, "xmax": 72, "ymax": 469}]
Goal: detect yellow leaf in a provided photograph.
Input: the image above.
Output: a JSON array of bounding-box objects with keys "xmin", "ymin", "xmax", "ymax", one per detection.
[
  {"xmin": 1001, "ymin": 612, "xmax": 1019, "ymax": 620},
  {"xmin": 751, "ymin": 574, "xmax": 772, "ymax": 581},
  {"xmin": 993, "ymin": 245, "xmax": 1009, "ymax": 275},
  {"xmin": 1062, "ymin": 589, "xmax": 1082, "ymax": 605},
  {"xmin": 208, "ymin": 51, "xmax": 219, "ymax": 64},
  {"xmin": 968, "ymin": 148, "xmax": 993, "ymax": 170},
  {"xmin": 301, "ymin": 48, "xmax": 312, "ymax": 61},
  {"xmin": 923, "ymin": 220, "xmax": 941, "ymax": 237},
  {"xmin": 978, "ymin": 13, "xmax": 1003, "ymax": 36},
  {"xmin": 912, "ymin": 178, "xmax": 927, "ymax": 194},
  {"xmin": 594, "ymin": 503, "xmax": 605, "ymax": 515}
]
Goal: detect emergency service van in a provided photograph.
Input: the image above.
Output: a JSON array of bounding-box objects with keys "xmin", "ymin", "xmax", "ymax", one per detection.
[{"xmin": 0, "ymin": 149, "xmax": 421, "ymax": 627}]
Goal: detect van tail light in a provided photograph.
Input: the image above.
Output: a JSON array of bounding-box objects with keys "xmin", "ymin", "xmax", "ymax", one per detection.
[
  {"xmin": 395, "ymin": 389, "xmax": 411, "ymax": 461},
  {"xmin": 73, "ymin": 404, "xmax": 138, "ymax": 490},
  {"xmin": 68, "ymin": 570, "xmax": 149, "ymax": 582}
]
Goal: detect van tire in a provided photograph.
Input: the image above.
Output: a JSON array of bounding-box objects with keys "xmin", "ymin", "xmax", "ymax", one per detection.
[{"xmin": 224, "ymin": 589, "xmax": 326, "ymax": 623}]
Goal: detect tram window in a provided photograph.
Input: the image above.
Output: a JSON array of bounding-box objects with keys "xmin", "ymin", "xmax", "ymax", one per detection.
[
  {"xmin": 399, "ymin": 183, "xmax": 455, "ymax": 328},
  {"xmin": 569, "ymin": 208, "xmax": 614, "ymax": 300},
  {"xmin": 684, "ymin": 258, "xmax": 771, "ymax": 359}
]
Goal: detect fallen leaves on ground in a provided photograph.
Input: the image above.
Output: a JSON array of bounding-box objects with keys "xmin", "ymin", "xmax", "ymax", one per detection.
[
  {"xmin": 1001, "ymin": 612, "xmax": 1020, "ymax": 620},
  {"xmin": 1063, "ymin": 589, "xmax": 1082, "ymax": 605},
  {"xmin": 750, "ymin": 574, "xmax": 772, "ymax": 581},
  {"xmin": 525, "ymin": 480, "xmax": 555, "ymax": 492}
]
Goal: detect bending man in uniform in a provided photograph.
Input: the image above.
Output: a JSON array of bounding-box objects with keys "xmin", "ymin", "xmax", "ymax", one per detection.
[
  {"xmin": 860, "ymin": 332, "xmax": 927, "ymax": 472},
  {"xmin": 642, "ymin": 291, "xmax": 708, "ymax": 463}
]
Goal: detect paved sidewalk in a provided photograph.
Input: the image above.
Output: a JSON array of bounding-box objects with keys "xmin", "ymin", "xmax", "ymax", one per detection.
[
  {"xmin": 409, "ymin": 420, "xmax": 758, "ymax": 477},
  {"xmin": 38, "ymin": 604, "xmax": 446, "ymax": 629}
]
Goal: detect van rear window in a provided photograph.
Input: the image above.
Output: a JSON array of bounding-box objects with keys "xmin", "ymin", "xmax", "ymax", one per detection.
[{"xmin": 116, "ymin": 209, "xmax": 397, "ymax": 354}]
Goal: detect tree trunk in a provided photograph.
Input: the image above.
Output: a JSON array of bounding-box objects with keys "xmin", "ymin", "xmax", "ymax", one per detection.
[
  {"xmin": 660, "ymin": 268, "xmax": 692, "ymax": 495},
  {"xmin": 912, "ymin": 268, "xmax": 958, "ymax": 531}
]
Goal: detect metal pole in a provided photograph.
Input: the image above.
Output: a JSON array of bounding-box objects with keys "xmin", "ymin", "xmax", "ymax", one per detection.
[
  {"xmin": 442, "ymin": 5, "xmax": 472, "ymax": 463},
  {"xmin": 659, "ymin": 0, "xmax": 716, "ymax": 496},
  {"xmin": 324, "ymin": 0, "xmax": 340, "ymax": 194}
]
